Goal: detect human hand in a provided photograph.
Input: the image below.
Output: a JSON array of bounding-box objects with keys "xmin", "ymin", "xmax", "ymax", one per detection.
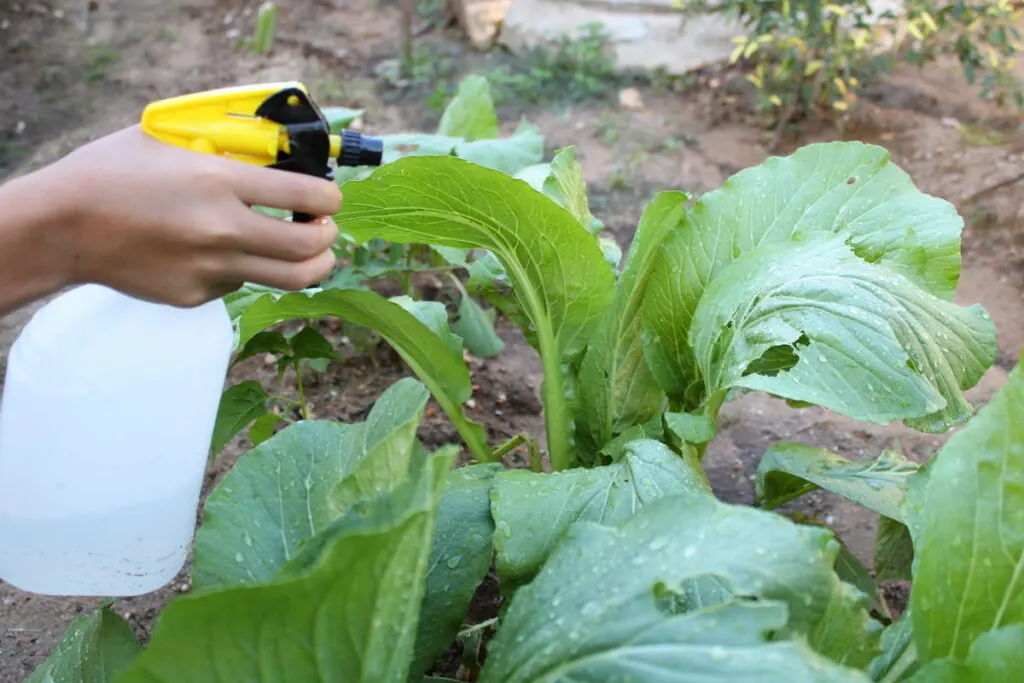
[{"xmin": 42, "ymin": 125, "xmax": 343, "ymax": 307}]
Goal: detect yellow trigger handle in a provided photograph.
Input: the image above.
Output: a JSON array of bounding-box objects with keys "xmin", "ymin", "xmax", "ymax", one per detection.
[{"xmin": 139, "ymin": 81, "xmax": 383, "ymax": 222}]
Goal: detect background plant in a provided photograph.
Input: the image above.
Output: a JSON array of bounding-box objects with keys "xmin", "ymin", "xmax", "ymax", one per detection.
[{"xmin": 676, "ymin": 0, "xmax": 1024, "ymax": 145}]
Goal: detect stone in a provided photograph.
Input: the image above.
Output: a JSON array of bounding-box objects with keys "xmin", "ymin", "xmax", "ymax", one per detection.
[
  {"xmin": 618, "ymin": 87, "xmax": 644, "ymax": 109},
  {"xmin": 498, "ymin": 0, "xmax": 744, "ymax": 75},
  {"xmin": 452, "ymin": 0, "xmax": 515, "ymax": 49}
]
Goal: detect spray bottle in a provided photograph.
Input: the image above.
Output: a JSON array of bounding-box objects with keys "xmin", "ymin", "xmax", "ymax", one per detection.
[{"xmin": 0, "ymin": 83, "xmax": 383, "ymax": 596}]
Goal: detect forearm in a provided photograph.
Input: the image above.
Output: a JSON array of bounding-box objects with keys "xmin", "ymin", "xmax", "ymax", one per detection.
[{"xmin": 0, "ymin": 170, "xmax": 76, "ymax": 316}]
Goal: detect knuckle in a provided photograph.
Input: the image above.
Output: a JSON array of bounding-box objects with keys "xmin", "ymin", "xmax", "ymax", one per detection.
[
  {"xmin": 204, "ymin": 220, "xmax": 241, "ymax": 248},
  {"xmin": 290, "ymin": 229, "xmax": 321, "ymax": 258},
  {"xmin": 191, "ymin": 161, "xmax": 232, "ymax": 190}
]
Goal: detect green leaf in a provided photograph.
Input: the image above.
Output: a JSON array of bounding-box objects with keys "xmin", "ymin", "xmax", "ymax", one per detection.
[
  {"xmin": 454, "ymin": 121, "xmax": 544, "ymax": 175},
  {"xmin": 905, "ymin": 624, "xmax": 1024, "ymax": 682},
  {"xmin": 481, "ymin": 493, "xmax": 876, "ymax": 682},
  {"xmin": 490, "ymin": 439, "xmax": 711, "ymax": 590},
  {"xmin": 692, "ymin": 235, "xmax": 994, "ymax": 432},
  {"xmin": 756, "ymin": 442, "xmax": 919, "ymax": 521},
  {"xmin": 389, "ymin": 295, "xmax": 463, "ymax": 357},
  {"xmin": 409, "ymin": 463, "xmax": 502, "ymax": 680},
  {"xmin": 26, "ymin": 606, "xmax": 141, "ymax": 683},
  {"xmin": 574, "ymin": 191, "xmax": 686, "ymax": 458},
  {"xmin": 834, "ymin": 541, "xmax": 890, "ymax": 621},
  {"xmin": 382, "ymin": 133, "xmax": 462, "ymax": 163},
  {"xmin": 192, "ymin": 378, "xmax": 430, "ymax": 591},
  {"xmin": 664, "ymin": 411, "xmax": 717, "ymax": 445},
  {"xmin": 874, "ymin": 515, "xmax": 913, "ymax": 581},
  {"xmin": 810, "ymin": 579, "xmax": 885, "ymax": 669},
  {"xmin": 232, "ymin": 330, "xmax": 291, "ymax": 365},
  {"xmin": 323, "ymin": 106, "xmax": 364, "ymax": 133},
  {"xmin": 642, "ymin": 141, "xmax": 974, "ymax": 408},
  {"xmin": 115, "ymin": 446, "xmax": 458, "ymax": 683},
  {"xmin": 338, "ymin": 155, "xmax": 616, "ymax": 470},
  {"xmin": 210, "ymin": 380, "xmax": 270, "ymax": 455},
  {"xmin": 541, "ymin": 147, "xmax": 595, "ymax": 231},
  {"xmin": 906, "ymin": 361, "xmax": 1024, "ymax": 662},
  {"xmin": 247, "ymin": 412, "xmax": 281, "ymax": 446},
  {"xmin": 234, "ymin": 288, "xmax": 490, "ymax": 462},
  {"xmin": 868, "ymin": 607, "xmax": 917, "ymax": 681},
  {"xmin": 288, "ymin": 325, "xmax": 341, "ymax": 362},
  {"xmin": 450, "ymin": 295, "xmax": 505, "ymax": 359},
  {"xmin": 436, "ymin": 74, "xmax": 499, "ymax": 141}
]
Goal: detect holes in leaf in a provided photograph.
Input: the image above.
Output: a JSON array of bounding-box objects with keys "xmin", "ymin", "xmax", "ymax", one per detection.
[{"xmin": 742, "ymin": 334, "xmax": 810, "ymax": 377}]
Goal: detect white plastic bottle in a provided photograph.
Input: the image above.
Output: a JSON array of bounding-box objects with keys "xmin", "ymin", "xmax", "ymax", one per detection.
[{"xmin": 0, "ymin": 284, "xmax": 234, "ymax": 596}]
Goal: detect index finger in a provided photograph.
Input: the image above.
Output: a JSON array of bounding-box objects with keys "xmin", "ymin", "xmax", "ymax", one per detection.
[{"xmin": 223, "ymin": 160, "xmax": 343, "ymax": 217}]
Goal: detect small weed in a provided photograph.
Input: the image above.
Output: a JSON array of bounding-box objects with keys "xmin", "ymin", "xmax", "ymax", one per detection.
[
  {"xmin": 251, "ymin": 1, "xmax": 277, "ymax": 55},
  {"xmin": 84, "ymin": 45, "xmax": 120, "ymax": 83},
  {"xmin": 958, "ymin": 122, "xmax": 1006, "ymax": 147},
  {"xmin": 484, "ymin": 23, "xmax": 619, "ymax": 106}
]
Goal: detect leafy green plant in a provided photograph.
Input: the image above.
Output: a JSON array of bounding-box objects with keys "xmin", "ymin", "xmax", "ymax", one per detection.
[
  {"xmin": 251, "ymin": 1, "xmax": 277, "ymax": 55},
  {"xmin": 32, "ymin": 77, "xmax": 1023, "ymax": 682},
  {"xmin": 678, "ymin": 0, "xmax": 1024, "ymax": 143}
]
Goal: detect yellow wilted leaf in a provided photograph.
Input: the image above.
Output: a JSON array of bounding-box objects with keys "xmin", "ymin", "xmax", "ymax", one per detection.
[
  {"xmin": 833, "ymin": 77, "xmax": 847, "ymax": 96},
  {"xmin": 833, "ymin": 99, "xmax": 849, "ymax": 111},
  {"xmin": 805, "ymin": 59, "xmax": 824, "ymax": 76},
  {"xmin": 988, "ymin": 46, "xmax": 1000, "ymax": 68},
  {"xmin": 730, "ymin": 43, "xmax": 745, "ymax": 63},
  {"xmin": 746, "ymin": 73, "xmax": 763, "ymax": 89},
  {"xmin": 920, "ymin": 12, "xmax": 938, "ymax": 31},
  {"xmin": 849, "ymin": 76, "xmax": 860, "ymax": 87},
  {"xmin": 824, "ymin": 3, "xmax": 847, "ymax": 16},
  {"xmin": 908, "ymin": 21, "xmax": 923, "ymax": 40},
  {"xmin": 769, "ymin": 94, "xmax": 783, "ymax": 107},
  {"xmin": 744, "ymin": 40, "xmax": 760, "ymax": 59}
]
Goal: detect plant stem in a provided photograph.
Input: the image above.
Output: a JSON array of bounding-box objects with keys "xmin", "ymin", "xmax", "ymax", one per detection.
[
  {"xmin": 528, "ymin": 438, "xmax": 543, "ymax": 473},
  {"xmin": 293, "ymin": 360, "xmax": 309, "ymax": 419},
  {"xmin": 880, "ymin": 643, "xmax": 917, "ymax": 683},
  {"xmin": 399, "ymin": 0, "xmax": 414, "ymax": 78},
  {"xmin": 491, "ymin": 433, "xmax": 527, "ymax": 460},
  {"xmin": 540, "ymin": 349, "xmax": 570, "ymax": 470},
  {"xmin": 457, "ymin": 617, "xmax": 498, "ymax": 639}
]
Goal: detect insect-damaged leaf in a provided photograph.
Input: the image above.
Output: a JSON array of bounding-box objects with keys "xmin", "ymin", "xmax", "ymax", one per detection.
[
  {"xmin": 481, "ymin": 493, "xmax": 877, "ymax": 682},
  {"xmin": 116, "ymin": 447, "xmax": 457, "ymax": 683},
  {"xmin": 192, "ymin": 378, "xmax": 429, "ymax": 591},
  {"xmin": 756, "ymin": 442, "xmax": 919, "ymax": 521},
  {"xmin": 641, "ymin": 140, "xmax": 983, "ymax": 411},
  {"xmin": 691, "ymin": 235, "xmax": 994, "ymax": 432}
]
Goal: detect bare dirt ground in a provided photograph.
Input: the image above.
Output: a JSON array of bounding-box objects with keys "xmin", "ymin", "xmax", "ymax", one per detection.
[{"xmin": 1, "ymin": 0, "xmax": 1023, "ymax": 680}]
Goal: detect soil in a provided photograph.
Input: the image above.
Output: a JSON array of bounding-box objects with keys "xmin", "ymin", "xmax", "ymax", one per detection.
[{"xmin": 2, "ymin": 0, "xmax": 1023, "ymax": 680}]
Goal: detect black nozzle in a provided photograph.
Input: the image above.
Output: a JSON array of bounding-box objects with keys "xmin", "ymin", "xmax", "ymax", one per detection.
[{"xmin": 339, "ymin": 129, "xmax": 384, "ymax": 167}]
